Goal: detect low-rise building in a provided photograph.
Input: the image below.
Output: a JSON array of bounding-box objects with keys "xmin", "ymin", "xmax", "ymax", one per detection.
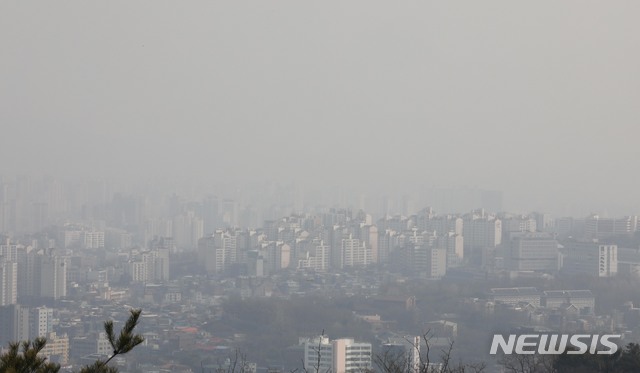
[
  {"xmin": 543, "ymin": 290, "xmax": 595, "ymax": 314},
  {"xmin": 487, "ymin": 287, "xmax": 541, "ymax": 307}
]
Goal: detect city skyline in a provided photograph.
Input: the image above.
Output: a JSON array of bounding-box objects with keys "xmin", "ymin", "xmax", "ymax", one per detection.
[
  {"xmin": 0, "ymin": 173, "xmax": 638, "ymax": 219},
  {"xmin": 2, "ymin": 2, "xmax": 640, "ymax": 371},
  {"xmin": 1, "ymin": 1, "xmax": 639, "ymax": 217}
]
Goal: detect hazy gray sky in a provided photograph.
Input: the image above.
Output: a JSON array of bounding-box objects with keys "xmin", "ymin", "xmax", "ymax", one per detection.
[{"xmin": 1, "ymin": 1, "xmax": 639, "ymax": 214}]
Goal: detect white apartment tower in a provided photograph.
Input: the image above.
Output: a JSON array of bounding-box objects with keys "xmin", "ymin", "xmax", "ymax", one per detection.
[
  {"xmin": 311, "ymin": 240, "xmax": 330, "ymax": 272},
  {"xmin": 426, "ymin": 247, "xmax": 448, "ymax": 279},
  {"xmin": 341, "ymin": 236, "xmax": 371, "ymax": 268},
  {"xmin": 0, "ymin": 241, "xmax": 19, "ymax": 261},
  {"xmin": 297, "ymin": 240, "xmax": 330, "ymax": 272},
  {"xmin": 332, "ymin": 338, "xmax": 372, "ymax": 373},
  {"xmin": 303, "ymin": 335, "xmax": 332, "ymax": 373},
  {"xmin": 0, "ymin": 261, "xmax": 17, "ymax": 306},
  {"xmin": 127, "ymin": 247, "xmax": 170, "ymax": 283},
  {"xmin": 29, "ymin": 306, "xmax": 53, "ymax": 338},
  {"xmin": 302, "ymin": 336, "xmax": 372, "ymax": 373},
  {"xmin": 0, "ymin": 240, "xmax": 18, "ymax": 304},
  {"xmin": 360, "ymin": 225, "xmax": 379, "ymax": 264}
]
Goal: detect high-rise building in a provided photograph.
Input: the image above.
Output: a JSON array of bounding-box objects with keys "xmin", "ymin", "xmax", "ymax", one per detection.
[
  {"xmin": 584, "ymin": 215, "xmax": 638, "ymax": 240},
  {"xmin": 360, "ymin": 225, "xmax": 378, "ymax": 263},
  {"xmin": 83, "ymin": 231, "xmax": 105, "ymax": 249},
  {"xmin": 29, "ymin": 306, "xmax": 53, "ymax": 338},
  {"xmin": 0, "ymin": 261, "xmax": 17, "ymax": 306},
  {"xmin": 341, "ymin": 236, "xmax": 371, "ymax": 269},
  {"xmin": 302, "ymin": 336, "xmax": 372, "ymax": 373},
  {"xmin": 150, "ymin": 237, "xmax": 173, "ymax": 281},
  {"xmin": 260, "ymin": 241, "xmax": 291, "ymax": 275},
  {"xmin": 297, "ymin": 240, "xmax": 330, "ymax": 272},
  {"xmin": 39, "ymin": 332, "xmax": 69, "ymax": 365},
  {"xmin": 463, "ymin": 211, "xmax": 501, "ymax": 265},
  {"xmin": 417, "ymin": 212, "xmax": 463, "ymax": 237},
  {"xmin": 128, "ymin": 259, "xmax": 149, "ymax": 283},
  {"xmin": 377, "ymin": 229, "xmax": 398, "ymax": 264},
  {"xmin": 463, "ymin": 213, "xmax": 502, "ymax": 250},
  {"xmin": 58, "ymin": 229, "xmax": 83, "ymax": 249},
  {"xmin": 18, "ymin": 245, "xmax": 39, "ymax": 299},
  {"xmin": 331, "ymin": 338, "xmax": 372, "ymax": 373},
  {"xmin": 0, "ymin": 304, "xmax": 29, "ymax": 345},
  {"xmin": 144, "ymin": 218, "xmax": 173, "ymax": 246},
  {"xmin": 0, "ymin": 240, "xmax": 18, "ymax": 261},
  {"xmin": 303, "ymin": 335, "xmax": 332, "ymax": 373},
  {"xmin": 127, "ymin": 243, "xmax": 170, "ymax": 283},
  {"xmin": 436, "ymin": 232, "xmax": 464, "ymax": 268},
  {"xmin": 531, "ymin": 212, "xmax": 554, "ymax": 233},
  {"xmin": 70, "ymin": 332, "xmax": 111, "ymax": 362},
  {"xmin": 172, "ymin": 211, "xmax": 204, "ymax": 249},
  {"xmin": 276, "ymin": 242, "xmax": 291, "ymax": 271},
  {"xmin": 0, "ymin": 241, "xmax": 18, "ymax": 303},
  {"xmin": 198, "ymin": 230, "xmax": 237, "ymax": 274},
  {"xmin": 423, "ymin": 247, "xmax": 447, "ymax": 279},
  {"xmin": 312, "ymin": 240, "xmax": 330, "ymax": 272},
  {"xmin": 554, "ymin": 217, "xmax": 576, "ymax": 239},
  {"xmin": 501, "ymin": 215, "xmax": 537, "ymax": 239},
  {"xmin": 507, "ymin": 232, "xmax": 559, "ymax": 272},
  {"xmin": 39, "ymin": 253, "xmax": 68, "ymax": 300},
  {"xmin": 562, "ymin": 242, "xmax": 618, "ymax": 277}
]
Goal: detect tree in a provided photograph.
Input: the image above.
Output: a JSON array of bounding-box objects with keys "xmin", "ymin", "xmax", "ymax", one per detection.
[
  {"xmin": 373, "ymin": 331, "xmax": 486, "ymax": 373},
  {"xmin": 0, "ymin": 309, "xmax": 144, "ymax": 373},
  {"xmin": 0, "ymin": 338, "xmax": 60, "ymax": 373},
  {"xmin": 498, "ymin": 343, "xmax": 640, "ymax": 373},
  {"xmin": 498, "ymin": 353, "xmax": 556, "ymax": 373},
  {"xmin": 78, "ymin": 308, "xmax": 145, "ymax": 373}
]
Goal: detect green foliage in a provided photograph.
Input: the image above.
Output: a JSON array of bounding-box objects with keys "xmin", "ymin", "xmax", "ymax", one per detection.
[
  {"xmin": 0, "ymin": 309, "xmax": 144, "ymax": 373},
  {"xmin": 105, "ymin": 309, "xmax": 145, "ymax": 357},
  {"xmin": 83, "ymin": 309, "xmax": 145, "ymax": 373},
  {"xmin": 75, "ymin": 361, "xmax": 119, "ymax": 373},
  {"xmin": 0, "ymin": 338, "xmax": 60, "ymax": 373}
]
